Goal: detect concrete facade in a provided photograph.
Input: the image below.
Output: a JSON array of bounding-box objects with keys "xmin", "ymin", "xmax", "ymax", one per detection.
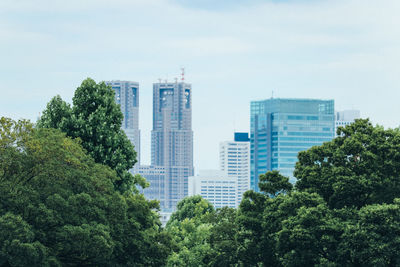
[
  {"xmin": 105, "ymin": 80, "xmax": 141, "ymax": 164},
  {"xmin": 220, "ymin": 133, "xmax": 250, "ymax": 206},
  {"xmin": 189, "ymin": 170, "xmax": 237, "ymax": 209},
  {"xmin": 151, "ymin": 81, "xmax": 194, "ymax": 210}
]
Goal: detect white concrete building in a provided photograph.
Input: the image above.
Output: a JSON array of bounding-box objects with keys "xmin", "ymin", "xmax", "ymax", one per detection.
[
  {"xmin": 335, "ymin": 110, "xmax": 360, "ymax": 136},
  {"xmin": 220, "ymin": 133, "xmax": 250, "ymax": 206},
  {"xmin": 188, "ymin": 170, "xmax": 237, "ymax": 209}
]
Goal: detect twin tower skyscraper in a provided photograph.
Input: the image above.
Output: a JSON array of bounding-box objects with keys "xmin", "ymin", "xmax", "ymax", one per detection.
[{"xmin": 105, "ymin": 80, "xmax": 194, "ymax": 211}]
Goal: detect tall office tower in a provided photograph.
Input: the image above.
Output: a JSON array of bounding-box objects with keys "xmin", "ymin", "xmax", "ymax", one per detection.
[
  {"xmin": 250, "ymin": 98, "xmax": 335, "ymax": 191},
  {"xmin": 220, "ymin": 132, "xmax": 250, "ymax": 206},
  {"xmin": 151, "ymin": 81, "xmax": 194, "ymax": 210},
  {"xmin": 335, "ymin": 110, "xmax": 360, "ymax": 136},
  {"xmin": 105, "ymin": 80, "xmax": 141, "ymax": 164}
]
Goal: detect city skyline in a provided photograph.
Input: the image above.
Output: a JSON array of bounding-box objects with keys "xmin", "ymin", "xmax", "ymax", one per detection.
[{"xmin": 1, "ymin": 0, "xmax": 399, "ymax": 171}]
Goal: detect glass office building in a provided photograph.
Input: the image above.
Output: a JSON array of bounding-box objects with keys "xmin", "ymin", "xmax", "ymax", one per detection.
[{"xmin": 250, "ymin": 98, "xmax": 335, "ymax": 191}]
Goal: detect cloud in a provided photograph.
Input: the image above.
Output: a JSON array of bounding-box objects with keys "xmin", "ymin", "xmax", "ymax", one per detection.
[
  {"xmin": 1, "ymin": 0, "xmax": 400, "ymax": 169},
  {"xmin": 166, "ymin": 37, "xmax": 254, "ymax": 56}
]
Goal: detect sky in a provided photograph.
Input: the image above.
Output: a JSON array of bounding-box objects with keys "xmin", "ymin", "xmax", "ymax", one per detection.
[{"xmin": 1, "ymin": 0, "xmax": 399, "ymax": 170}]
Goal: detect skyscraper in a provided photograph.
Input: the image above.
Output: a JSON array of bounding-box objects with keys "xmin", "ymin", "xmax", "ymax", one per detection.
[
  {"xmin": 105, "ymin": 80, "xmax": 141, "ymax": 164},
  {"xmin": 151, "ymin": 81, "xmax": 194, "ymax": 210},
  {"xmin": 250, "ymin": 98, "xmax": 335, "ymax": 191},
  {"xmin": 220, "ymin": 132, "xmax": 250, "ymax": 206}
]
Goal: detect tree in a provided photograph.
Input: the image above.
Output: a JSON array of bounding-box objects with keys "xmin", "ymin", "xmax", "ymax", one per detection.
[
  {"xmin": 37, "ymin": 78, "xmax": 146, "ymax": 193},
  {"xmin": 295, "ymin": 119, "xmax": 400, "ymax": 208},
  {"xmin": 0, "ymin": 118, "xmax": 170, "ymax": 266},
  {"xmin": 275, "ymin": 200, "xmax": 341, "ymax": 266},
  {"xmin": 208, "ymin": 207, "xmax": 239, "ymax": 267},
  {"xmin": 0, "ymin": 213, "xmax": 51, "ymax": 266},
  {"xmin": 236, "ymin": 190, "xmax": 271, "ymax": 266},
  {"xmin": 237, "ymin": 186, "xmax": 340, "ymax": 266},
  {"xmin": 165, "ymin": 196, "xmax": 216, "ymax": 267},
  {"xmin": 338, "ymin": 200, "xmax": 400, "ymax": 266},
  {"xmin": 259, "ymin": 170, "xmax": 293, "ymax": 197},
  {"xmin": 167, "ymin": 195, "xmax": 214, "ymax": 227}
]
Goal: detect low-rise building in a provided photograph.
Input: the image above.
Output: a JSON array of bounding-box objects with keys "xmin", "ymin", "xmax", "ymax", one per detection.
[{"xmin": 188, "ymin": 170, "xmax": 237, "ymax": 209}]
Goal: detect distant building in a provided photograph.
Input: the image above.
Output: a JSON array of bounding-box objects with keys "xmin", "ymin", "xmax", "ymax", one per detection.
[
  {"xmin": 151, "ymin": 81, "xmax": 194, "ymax": 210},
  {"xmin": 188, "ymin": 170, "xmax": 237, "ymax": 209},
  {"xmin": 250, "ymin": 98, "xmax": 335, "ymax": 190},
  {"xmin": 335, "ymin": 110, "xmax": 360, "ymax": 136},
  {"xmin": 136, "ymin": 165, "xmax": 166, "ymax": 204},
  {"xmin": 220, "ymin": 132, "xmax": 250, "ymax": 206},
  {"xmin": 159, "ymin": 211, "xmax": 172, "ymax": 227},
  {"xmin": 105, "ymin": 80, "xmax": 141, "ymax": 164}
]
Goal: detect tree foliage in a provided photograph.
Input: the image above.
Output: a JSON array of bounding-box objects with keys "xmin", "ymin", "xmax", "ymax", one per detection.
[
  {"xmin": 37, "ymin": 78, "xmax": 146, "ymax": 193},
  {"xmin": 338, "ymin": 200, "xmax": 400, "ymax": 266},
  {"xmin": 207, "ymin": 207, "xmax": 239, "ymax": 267},
  {"xmin": 231, "ymin": 120, "xmax": 400, "ymax": 266},
  {"xmin": 4, "ymin": 114, "xmax": 400, "ymax": 266},
  {"xmin": 0, "ymin": 118, "xmax": 170, "ymax": 266},
  {"xmin": 295, "ymin": 119, "xmax": 400, "ymax": 209},
  {"xmin": 259, "ymin": 170, "xmax": 293, "ymax": 196},
  {"xmin": 165, "ymin": 196, "xmax": 216, "ymax": 267}
]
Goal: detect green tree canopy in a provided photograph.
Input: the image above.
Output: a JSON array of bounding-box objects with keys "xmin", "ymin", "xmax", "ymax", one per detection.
[
  {"xmin": 37, "ymin": 78, "xmax": 146, "ymax": 193},
  {"xmin": 0, "ymin": 117, "xmax": 170, "ymax": 266},
  {"xmin": 259, "ymin": 170, "xmax": 293, "ymax": 197},
  {"xmin": 165, "ymin": 196, "xmax": 216, "ymax": 267},
  {"xmin": 167, "ymin": 195, "xmax": 214, "ymax": 227},
  {"xmin": 236, "ymin": 190, "xmax": 270, "ymax": 266},
  {"xmin": 295, "ymin": 119, "xmax": 400, "ymax": 209},
  {"xmin": 207, "ymin": 207, "xmax": 239, "ymax": 267},
  {"xmin": 338, "ymin": 200, "xmax": 400, "ymax": 266},
  {"xmin": 274, "ymin": 195, "xmax": 341, "ymax": 266}
]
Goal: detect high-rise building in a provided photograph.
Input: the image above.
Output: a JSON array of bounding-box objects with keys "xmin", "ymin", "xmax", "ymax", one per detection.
[
  {"xmin": 335, "ymin": 110, "xmax": 360, "ymax": 136},
  {"xmin": 105, "ymin": 80, "xmax": 141, "ymax": 164},
  {"xmin": 188, "ymin": 170, "xmax": 237, "ymax": 209},
  {"xmin": 250, "ymin": 98, "xmax": 335, "ymax": 191},
  {"xmin": 151, "ymin": 81, "xmax": 194, "ymax": 210},
  {"xmin": 220, "ymin": 132, "xmax": 250, "ymax": 206}
]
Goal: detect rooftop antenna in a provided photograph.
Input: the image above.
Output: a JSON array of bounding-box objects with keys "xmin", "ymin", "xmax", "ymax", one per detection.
[
  {"xmin": 271, "ymin": 90, "xmax": 274, "ymax": 99},
  {"xmin": 181, "ymin": 67, "xmax": 185, "ymax": 82},
  {"xmin": 158, "ymin": 78, "xmax": 162, "ymax": 83},
  {"xmin": 174, "ymin": 77, "xmax": 178, "ymax": 83}
]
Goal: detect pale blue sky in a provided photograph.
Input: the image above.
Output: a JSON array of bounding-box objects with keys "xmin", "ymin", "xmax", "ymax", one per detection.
[{"xmin": 1, "ymin": 0, "xmax": 399, "ymax": 170}]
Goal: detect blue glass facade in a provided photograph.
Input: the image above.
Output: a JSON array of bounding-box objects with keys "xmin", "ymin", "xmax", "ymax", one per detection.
[
  {"xmin": 250, "ymin": 98, "xmax": 335, "ymax": 191},
  {"xmin": 234, "ymin": 132, "xmax": 250, "ymax": 142}
]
